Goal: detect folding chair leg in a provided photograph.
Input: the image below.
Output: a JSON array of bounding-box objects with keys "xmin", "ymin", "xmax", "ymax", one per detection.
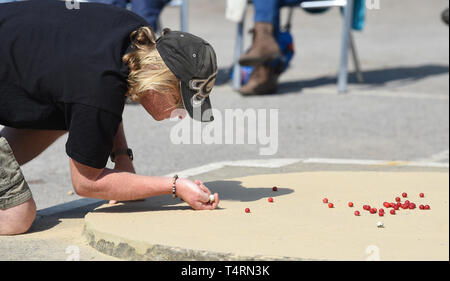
[
  {"xmin": 338, "ymin": 0, "xmax": 354, "ymax": 93},
  {"xmin": 181, "ymin": 0, "xmax": 189, "ymax": 32},
  {"xmin": 157, "ymin": 19, "xmax": 162, "ymax": 34},
  {"xmin": 350, "ymin": 32, "xmax": 364, "ymax": 83},
  {"xmin": 232, "ymin": 20, "xmax": 245, "ymax": 91}
]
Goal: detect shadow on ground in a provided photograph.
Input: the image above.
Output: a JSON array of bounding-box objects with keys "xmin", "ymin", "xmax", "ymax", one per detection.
[
  {"xmin": 216, "ymin": 64, "xmax": 449, "ymax": 94},
  {"xmin": 28, "ymin": 200, "xmax": 105, "ymax": 234},
  {"xmin": 279, "ymin": 64, "xmax": 449, "ymax": 94},
  {"xmin": 90, "ymin": 180, "xmax": 293, "ymax": 213},
  {"xmin": 27, "ymin": 180, "xmax": 294, "ymax": 233}
]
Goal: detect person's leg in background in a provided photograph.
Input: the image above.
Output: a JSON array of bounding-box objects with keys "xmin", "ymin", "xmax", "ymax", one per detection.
[
  {"xmin": 239, "ymin": 0, "xmax": 281, "ymax": 95},
  {"xmin": 239, "ymin": 0, "xmax": 302, "ymax": 95},
  {"xmin": 238, "ymin": 0, "xmax": 281, "ymax": 67},
  {"xmin": 131, "ymin": 0, "xmax": 172, "ymax": 31},
  {"xmin": 88, "ymin": 0, "xmax": 170, "ymax": 32},
  {"xmin": 274, "ymin": 0, "xmax": 303, "ymax": 36},
  {"xmin": 239, "ymin": 0, "xmax": 302, "ymax": 66}
]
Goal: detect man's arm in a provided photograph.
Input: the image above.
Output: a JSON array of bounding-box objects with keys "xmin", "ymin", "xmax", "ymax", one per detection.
[
  {"xmin": 69, "ymin": 159, "xmax": 219, "ymax": 210},
  {"xmin": 70, "ymin": 159, "xmax": 171, "ymax": 201}
]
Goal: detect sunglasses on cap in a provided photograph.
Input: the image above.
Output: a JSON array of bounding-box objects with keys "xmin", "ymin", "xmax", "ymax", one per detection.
[{"xmin": 188, "ymin": 70, "xmax": 219, "ymax": 108}]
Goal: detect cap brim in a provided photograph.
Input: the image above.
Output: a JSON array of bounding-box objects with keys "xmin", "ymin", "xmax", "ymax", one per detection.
[{"xmin": 180, "ymin": 81, "xmax": 214, "ymax": 122}]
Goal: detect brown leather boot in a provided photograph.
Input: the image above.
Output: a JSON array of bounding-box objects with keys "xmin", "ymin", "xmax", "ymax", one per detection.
[
  {"xmin": 239, "ymin": 22, "xmax": 282, "ymax": 66},
  {"xmin": 239, "ymin": 65, "xmax": 278, "ymax": 95}
]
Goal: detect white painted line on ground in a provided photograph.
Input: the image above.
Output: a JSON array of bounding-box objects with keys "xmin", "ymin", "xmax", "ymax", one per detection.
[
  {"xmin": 405, "ymin": 161, "xmax": 449, "ymax": 168},
  {"xmin": 164, "ymin": 162, "xmax": 227, "ymax": 178},
  {"xmin": 417, "ymin": 150, "xmax": 449, "ymax": 163},
  {"xmin": 166, "ymin": 158, "xmax": 449, "ymax": 178},
  {"xmin": 225, "ymin": 158, "xmax": 302, "ymax": 168},
  {"xmin": 303, "ymin": 158, "xmax": 449, "ymax": 168},
  {"xmin": 164, "ymin": 159, "xmax": 302, "ymax": 178},
  {"xmin": 37, "ymin": 157, "xmax": 448, "ymax": 216},
  {"xmin": 304, "ymin": 158, "xmax": 380, "ymax": 166}
]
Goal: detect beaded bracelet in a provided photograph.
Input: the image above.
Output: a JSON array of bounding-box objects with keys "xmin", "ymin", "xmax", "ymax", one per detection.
[{"xmin": 172, "ymin": 174, "xmax": 179, "ymax": 199}]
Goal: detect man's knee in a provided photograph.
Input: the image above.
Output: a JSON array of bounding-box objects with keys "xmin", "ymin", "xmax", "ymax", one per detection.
[
  {"xmin": 1, "ymin": 133, "xmax": 36, "ymax": 235},
  {"xmin": 0, "ymin": 198, "xmax": 37, "ymax": 235}
]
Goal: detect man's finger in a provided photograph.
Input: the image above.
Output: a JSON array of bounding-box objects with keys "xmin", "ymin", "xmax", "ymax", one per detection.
[
  {"xmin": 200, "ymin": 193, "xmax": 219, "ymax": 209},
  {"xmin": 195, "ymin": 180, "xmax": 210, "ymax": 193},
  {"xmin": 212, "ymin": 193, "xmax": 219, "ymax": 208},
  {"xmin": 200, "ymin": 191, "xmax": 210, "ymax": 203},
  {"xmin": 201, "ymin": 185, "xmax": 212, "ymax": 195},
  {"xmin": 197, "ymin": 182, "xmax": 212, "ymax": 196}
]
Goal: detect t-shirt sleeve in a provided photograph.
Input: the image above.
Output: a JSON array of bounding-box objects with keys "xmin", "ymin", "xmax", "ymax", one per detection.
[{"xmin": 65, "ymin": 103, "xmax": 122, "ymax": 169}]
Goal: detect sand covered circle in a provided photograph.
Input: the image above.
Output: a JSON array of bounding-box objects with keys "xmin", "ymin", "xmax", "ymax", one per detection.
[{"xmin": 84, "ymin": 171, "xmax": 449, "ymax": 260}]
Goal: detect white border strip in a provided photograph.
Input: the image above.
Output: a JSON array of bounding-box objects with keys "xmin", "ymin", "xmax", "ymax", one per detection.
[
  {"xmin": 164, "ymin": 158, "xmax": 302, "ymax": 177},
  {"xmin": 303, "ymin": 158, "xmax": 449, "ymax": 168},
  {"xmin": 418, "ymin": 150, "xmax": 449, "ymax": 163},
  {"xmin": 166, "ymin": 158, "xmax": 449, "ymax": 178},
  {"xmin": 38, "ymin": 158, "xmax": 448, "ymax": 216}
]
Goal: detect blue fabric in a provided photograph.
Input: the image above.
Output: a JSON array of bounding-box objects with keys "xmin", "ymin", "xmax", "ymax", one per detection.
[
  {"xmin": 253, "ymin": 0, "xmax": 302, "ymax": 37},
  {"xmin": 92, "ymin": 0, "xmax": 171, "ymax": 30},
  {"xmin": 273, "ymin": 30, "xmax": 295, "ymax": 73},
  {"xmin": 352, "ymin": 0, "xmax": 366, "ymax": 31}
]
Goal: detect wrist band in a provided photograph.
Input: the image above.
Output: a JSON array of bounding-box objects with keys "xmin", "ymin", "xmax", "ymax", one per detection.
[
  {"xmin": 110, "ymin": 148, "xmax": 133, "ymax": 163},
  {"xmin": 172, "ymin": 174, "xmax": 179, "ymax": 199}
]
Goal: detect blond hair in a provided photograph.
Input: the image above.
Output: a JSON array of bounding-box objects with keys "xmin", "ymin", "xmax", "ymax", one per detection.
[{"xmin": 123, "ymin": 27, "xmax": 183, "ymax": 107}]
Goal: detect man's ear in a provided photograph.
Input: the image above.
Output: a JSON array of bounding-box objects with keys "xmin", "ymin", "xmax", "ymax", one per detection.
[{"xmin": 162, "ymin": 28, "xmax": 172, "ymax": 36}]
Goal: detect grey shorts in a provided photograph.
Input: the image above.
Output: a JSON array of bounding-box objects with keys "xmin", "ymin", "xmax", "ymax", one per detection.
[{"xmin": 0, "ymin": 135, "xmax": 32, "ymax": 210}]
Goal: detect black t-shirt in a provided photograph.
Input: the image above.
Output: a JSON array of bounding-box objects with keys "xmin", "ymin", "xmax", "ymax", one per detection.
[{"xmin": 0, "ymin": 0, "xmax": 148, "ymax": 168}]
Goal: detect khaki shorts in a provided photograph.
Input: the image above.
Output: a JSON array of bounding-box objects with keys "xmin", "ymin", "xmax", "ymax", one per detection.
[{"xmin": 0, "ymin": 135, "xmax": 32, "ymax": 210}]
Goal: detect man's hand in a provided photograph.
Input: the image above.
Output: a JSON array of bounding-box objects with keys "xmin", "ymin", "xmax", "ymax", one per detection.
[{"xmin": 177, "ymin": 178, "xmax": 219, "ymax": 210}]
